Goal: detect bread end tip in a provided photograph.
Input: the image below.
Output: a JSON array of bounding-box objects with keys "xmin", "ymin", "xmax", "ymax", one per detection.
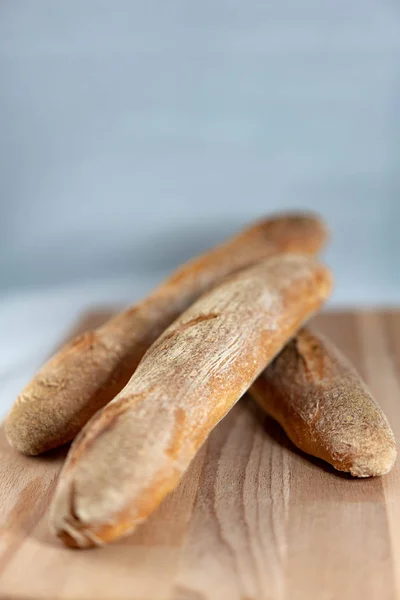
[{"xmin": 348, "ymin": 443, "xmax": 397, "ymax": 478}]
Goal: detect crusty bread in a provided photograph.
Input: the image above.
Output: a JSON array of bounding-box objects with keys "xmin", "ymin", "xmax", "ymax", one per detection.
[
  {"xmin": 250, "ymin": 328, "xmax": 397, "ymax": 477},
  {"xmin": 5, "ymin": 213, "xmax": 327, "ymax": 455},
  {"xmin": 51, "ymin": 254, "xmax": 332, "ymax": 548}
]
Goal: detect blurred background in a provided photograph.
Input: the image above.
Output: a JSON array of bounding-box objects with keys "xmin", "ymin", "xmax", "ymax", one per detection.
[
  {"xmin": 0, "ymin": 1, "xmax": 400, "ymax": 411},
  {"xmin": 1, "ymin": 0, "xmax": 400, "ymax": 301}
]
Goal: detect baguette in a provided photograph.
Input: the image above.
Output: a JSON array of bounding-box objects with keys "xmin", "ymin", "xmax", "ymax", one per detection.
[
  {"xmin": 51, "ymin": 254, "xmax": 332, "ymax": 548},
  {"xmin": 250, "ymin": 328, "xmax": 397, "ymax": 477},
  {"xmin": 5, "ymin": 213, "xmax": 327, "ymax": 455}
]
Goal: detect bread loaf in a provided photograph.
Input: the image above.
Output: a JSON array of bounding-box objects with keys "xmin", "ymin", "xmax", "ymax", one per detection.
[
  {"xmin": 51, "ymin": 254, "xmax": 332, "ymax": 547},
  {"xmin": 250, "ymin": 328, "xmax": 397, "ymax": 477},
  {"xmin": 5, "ymin": 213, "xmax": 327, "ymax": 455}
]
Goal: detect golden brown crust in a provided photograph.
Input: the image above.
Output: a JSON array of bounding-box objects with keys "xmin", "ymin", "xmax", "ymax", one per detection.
[
  {"xmin": 5, "ymin": 212, "xmax": 328, "ymax": 455},
  {"xmin": 250, "ymin": 328, "xmax": 397, "ymax": 477},
  {"xmin": 50, "ymin": 254, "xmax": 332, "ymax": 547}
]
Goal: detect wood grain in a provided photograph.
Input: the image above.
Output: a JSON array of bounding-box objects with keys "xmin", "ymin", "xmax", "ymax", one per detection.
[{"xmin": 0, "ymin": 310, "xmax": 399, "ymax": 600}]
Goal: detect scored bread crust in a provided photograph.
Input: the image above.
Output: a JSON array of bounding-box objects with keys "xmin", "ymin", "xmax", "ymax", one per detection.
[
  {"xmin": 5, "ymin": 213, "xmax": 328, "ymax": 455},
  {"xmin": 51, "ymin": 254, "xmax": 332, "ymax": 548},
  {"xmin": 250, "ymin": 328, "xmax": 397, "ymax": 477}
]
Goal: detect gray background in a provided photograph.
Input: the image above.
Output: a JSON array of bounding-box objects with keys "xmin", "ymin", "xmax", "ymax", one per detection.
[{"xmin": 1, "ymin": 0, "xmax": 399, "ymax": 304}]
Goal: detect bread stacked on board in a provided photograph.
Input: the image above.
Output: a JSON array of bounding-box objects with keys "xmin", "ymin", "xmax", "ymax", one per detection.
[{"xmin": 5, "ymin": 213, "xmax": 396, "ymax": 548}]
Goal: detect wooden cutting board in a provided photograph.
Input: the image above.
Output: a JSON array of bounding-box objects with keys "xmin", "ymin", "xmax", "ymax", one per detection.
[{"xmin": 0, "ymin": 310, "xmax": 399, "ymax": 600}]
